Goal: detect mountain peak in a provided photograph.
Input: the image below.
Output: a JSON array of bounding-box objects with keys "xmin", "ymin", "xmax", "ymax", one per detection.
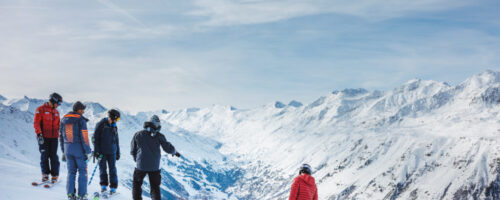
[
  {"xmin": 186, "ymin": 107, "xmax": 200, "ymax": 112},
  {"xmin": 461, "ymin": 70, "xmax": 500, "ymax": 90},
  {"xmin": 82, "ymin": 102, "xmax": 107, "ymax": 115},
  {"xmin": 480, "ymin": 69, "xmax": 500, "ymax": 76},
  {"xmin": 274, "ymin": 101, "xmax": 286, "ymax": 108},
  {"xmin": 401, "ymin": 78, "xmax": 423, "ymax": 90},
  {"xmin": 288, "ymin": 100, "xmax": 303, "ymax": 107},
  {"xmin": 394, "ymin": 78, "xmax": 449, "ymax": 94},
  {"xmin": 333, "ymin": 88, "xmax": 369, "ymax": 97},
  {"xmin": 405, "ymin": 78, "xmax": 422, "ymax": 84},
  {"xmin": 472, "ymin": 69, "xmax": 500, "ymax": 83}
]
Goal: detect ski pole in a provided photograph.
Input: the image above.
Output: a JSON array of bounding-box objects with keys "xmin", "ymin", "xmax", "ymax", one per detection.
[
  {"xmin": 88, "ymin": 155, "xmax": 103, "ymax": 186},
  {"xmin": 88, "ymin": 162, "xmax": 99, "ymax": 186}
]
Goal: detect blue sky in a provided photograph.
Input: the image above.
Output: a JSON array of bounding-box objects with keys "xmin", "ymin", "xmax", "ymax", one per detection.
[{"xmin": 0, "ymin": 0, "xmax": 499, "ymax": 112}]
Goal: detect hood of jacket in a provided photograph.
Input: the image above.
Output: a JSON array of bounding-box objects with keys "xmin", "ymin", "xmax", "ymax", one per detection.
[
  {"xmin": 66, "ymin": 111, "xmax": 89, "ymax": 122},
  {"xmin": 297, "ymin": 174, "xmax": 316, "ymax": 186}
]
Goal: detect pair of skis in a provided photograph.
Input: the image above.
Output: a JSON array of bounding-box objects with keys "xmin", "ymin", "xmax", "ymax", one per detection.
[
  {"xmin": 92, "ymin": 191, "xmax": 118, "ymax": 200},
  {"xmin": 32, "ymin": 179, "xmax": 118, "ymax": 199},
  {"xmin": 31, "ymin": 180, "xmax": 58, "ymax": 188}
]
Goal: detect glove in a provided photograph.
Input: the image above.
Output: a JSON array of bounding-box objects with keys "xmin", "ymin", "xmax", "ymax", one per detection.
[
  {"xmin": 62, "ymin": 154, "xmax": 66, "ymax": 162},
  {"xmin": 94, "ymin": 152, "xmax": 102, "ymax": 160},
  {"xmin": 175, "ymin": 152, "xmax": 181, "ymax": 158},
  {"xmin": 116, "ymin": 154, "xmax": 120, "ymax": 161},
  {"xmin": 37, "ymin": 134, "xmax": 44, "ymax": 145}
]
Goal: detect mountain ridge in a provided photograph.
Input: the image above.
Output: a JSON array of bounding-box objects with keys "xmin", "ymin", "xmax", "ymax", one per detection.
[{"xmin": 0, "ymin": 70, "xmax": 499, "ymax": 199}]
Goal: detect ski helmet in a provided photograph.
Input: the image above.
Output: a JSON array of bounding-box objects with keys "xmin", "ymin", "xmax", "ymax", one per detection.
[
  {"xmin": 49, "ymin": 93, "xmax": 63, "ymax": 105},
  {"xmin": 72, "ymin": 101, "xmax": 86, "ymax": 112},
  {"xmin": 299, "ymin": 164, "xmax": 312, "ymax": 175},
  {"xmin": 108, "ymin": 109, "xmax": 120, "ymax": 121},
  {"xmin": 150, "ymin": 115, "xmax": 161, "ymax": 129}
]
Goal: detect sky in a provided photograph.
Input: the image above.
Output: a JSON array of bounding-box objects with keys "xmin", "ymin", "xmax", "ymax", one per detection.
[{"xmin": 0, "ymin": 0, "xmax": 499, "ymax": 112}]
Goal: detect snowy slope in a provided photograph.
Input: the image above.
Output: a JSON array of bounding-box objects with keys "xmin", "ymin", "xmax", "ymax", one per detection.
[
  {"xmin": 1, "ymin": 70, "xmax": 500, "ymax": 200},
  {"xmin": 0, "ymin": 98, "xmax": 241, "ymax": 199},
  {"xmin": 0, "ymin": 102, "xmax": 135, "ymax": 199},
  {"xmin": 159, "ymin": 70, "xmax": 500, "ymax": 199}
]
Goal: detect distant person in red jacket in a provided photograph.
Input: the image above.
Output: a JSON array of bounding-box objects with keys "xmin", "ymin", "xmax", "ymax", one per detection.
[
  {"xmin": 289, "ymin": 164, "xmax": 318, "ymax": 200},
  {"xmin": 34, "ymin": 92, "xmax": 63, "ymax": 183}
]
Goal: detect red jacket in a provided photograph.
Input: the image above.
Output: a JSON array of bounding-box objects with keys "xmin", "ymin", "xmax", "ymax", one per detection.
[
  {"xmin": 289, "ymin": 174, "xmax": 318, "ymax": 200},
  {"xmin": 34, "ymin": 102, "xmax": 60, "ymax": 138}
]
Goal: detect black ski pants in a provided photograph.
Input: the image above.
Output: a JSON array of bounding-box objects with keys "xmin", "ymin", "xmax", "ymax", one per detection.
[
  {"xmin": 132, "ymin": 168, "xmax": 161, "ymax": 200},
  {"xmin": 99, "ymin": 154, "xmax": 118, "ymax": 188},
  {"xmin": 39, "ymin": 138, "xmax": 60, "ymax": 176}
]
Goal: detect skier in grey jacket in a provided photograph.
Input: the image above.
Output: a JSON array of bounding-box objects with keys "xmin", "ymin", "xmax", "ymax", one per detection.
[{"xmin": 130, "ymin": 115, "xmax": 181, "ymax": 200}]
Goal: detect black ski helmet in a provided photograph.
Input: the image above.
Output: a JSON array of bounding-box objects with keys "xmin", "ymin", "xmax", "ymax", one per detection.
[
  {"xmin": 108, "ymin": 109, "xmax": 120, "ymax": 121},
  {"xmin": 150, "ymin": 115, "xmax": 161, "ymax": 129},
  {"xmin": 299, "ymin": 164, "xmax": 312, "ymax": 175},
  {"xmin": 49, "ymin": 93, "xmax": 63, "ymax": 105},
  {"xmin": 72, "ymin": 101, "xmax": 86, "ymax": 112}
]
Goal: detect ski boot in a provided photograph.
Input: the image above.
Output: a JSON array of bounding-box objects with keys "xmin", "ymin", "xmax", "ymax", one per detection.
[
  {"xmin": 42, "ymin": 174, "xmax": 49, "ymax": 182},
  {"xmin": 110, "ymin": 188, "xmax": 116, "ymax": 195},
  {"xmin": 78, "ymin": 194, "xmax": 89, "ymax": 200},
  {"xmin": 67, "ymin": 194, "xmax": 77, "ymax": 200},
  {"xmin": 92, "ymin": 192, "xmax": 100, "ymax": 200},
  {"xmin": 101, "ymin": 185, "xmax": 107, "ymax": 193},
  {"xmin": 51, "ymin": 175, "xmax": 58, "ymax": 183}
]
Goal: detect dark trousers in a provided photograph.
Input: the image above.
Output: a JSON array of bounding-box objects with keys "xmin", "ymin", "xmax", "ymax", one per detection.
[
  {"xmin": 39, "ymin": 138, "xmax": 60, "ymax": 176},
  {"xmin": 99, "ymin": 154, "xmax": 118, "ymax": 188},
  {"xmin": 132, "ymin": 169, "xmax": 161, "ymax": 200}
]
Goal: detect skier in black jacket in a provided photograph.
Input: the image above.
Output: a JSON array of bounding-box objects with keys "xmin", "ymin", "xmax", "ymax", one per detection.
[
  {"xmin": 131, "ymin": 115, "xmax": 181, "ymax": 200},
  {"xmin": 93, "ymin": 109, "xmax": 121, "ymax": 195}
]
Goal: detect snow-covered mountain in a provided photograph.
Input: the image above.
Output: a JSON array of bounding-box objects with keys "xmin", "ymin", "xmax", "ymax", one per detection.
[
  {"xmin": 159, "ymin": 70, "xmax": 500, "ymax": 199},
  {"xmin": 1, "ymin": 70, "xmax": 500, "ymax": 199},
  {"xmin": 0, "ymin": 97, "xmax": 241, "ymax": 199}
]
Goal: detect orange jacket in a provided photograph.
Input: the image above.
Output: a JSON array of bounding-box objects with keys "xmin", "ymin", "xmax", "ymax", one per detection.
[
  {"xmin": 289, "ymin": 174, "xmax": 318, "ymax": 200},
  {"xmin": 34, "ymin": 102, "xmax": 60, "ymax": 138}
]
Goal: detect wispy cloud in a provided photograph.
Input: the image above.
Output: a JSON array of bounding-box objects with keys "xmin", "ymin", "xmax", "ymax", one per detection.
[
  {"xmin": 188, "ymin": 0, "xmax": 471, "ymax": 26},
  {"xmin": 96, "ymin": 0, "xmax": 143, "ymax": 25},
  {"xmin": 0, "ymin": 0, "xmax": 498, "ymax": 112}
]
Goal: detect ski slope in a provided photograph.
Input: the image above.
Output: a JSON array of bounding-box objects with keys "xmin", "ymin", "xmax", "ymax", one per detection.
[
  {"xmin": 0, "ymin": 70, "xmax": 500, "ymax": 199},
  {"xmin": 0, "ymin": 97, "xmax": 240, "ymax": 199},
  {"xmin": 0, "ymin": 157, "xmax": 134, "ymax": 199}
]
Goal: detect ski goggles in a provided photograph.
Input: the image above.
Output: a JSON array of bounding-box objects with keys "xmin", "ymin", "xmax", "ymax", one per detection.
[
  {"xmin": 116, "ymin": 117, "xmax": 120, "ymax": 122},
  {"xmin": 50, "ymin": 97, "xmax": 63, "ymax": 105}
]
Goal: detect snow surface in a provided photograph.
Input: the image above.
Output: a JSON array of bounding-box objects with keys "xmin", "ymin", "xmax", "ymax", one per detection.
[
  {"xmin": 1, "ymin": 70, "xmax": 500, "ymax": 199},
  {"xmin": 0, "ymin": 99, "xmax": 239, "ymax": 199}
]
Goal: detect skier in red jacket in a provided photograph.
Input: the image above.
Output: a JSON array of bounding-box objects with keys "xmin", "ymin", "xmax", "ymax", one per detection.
[
  {"xmin": 289, "ymin": 164, "xmax": 318, "ymax": 200},
  {"xmin": 34, "ymin": 93, "xmax": 63, "ymax": 183}
]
